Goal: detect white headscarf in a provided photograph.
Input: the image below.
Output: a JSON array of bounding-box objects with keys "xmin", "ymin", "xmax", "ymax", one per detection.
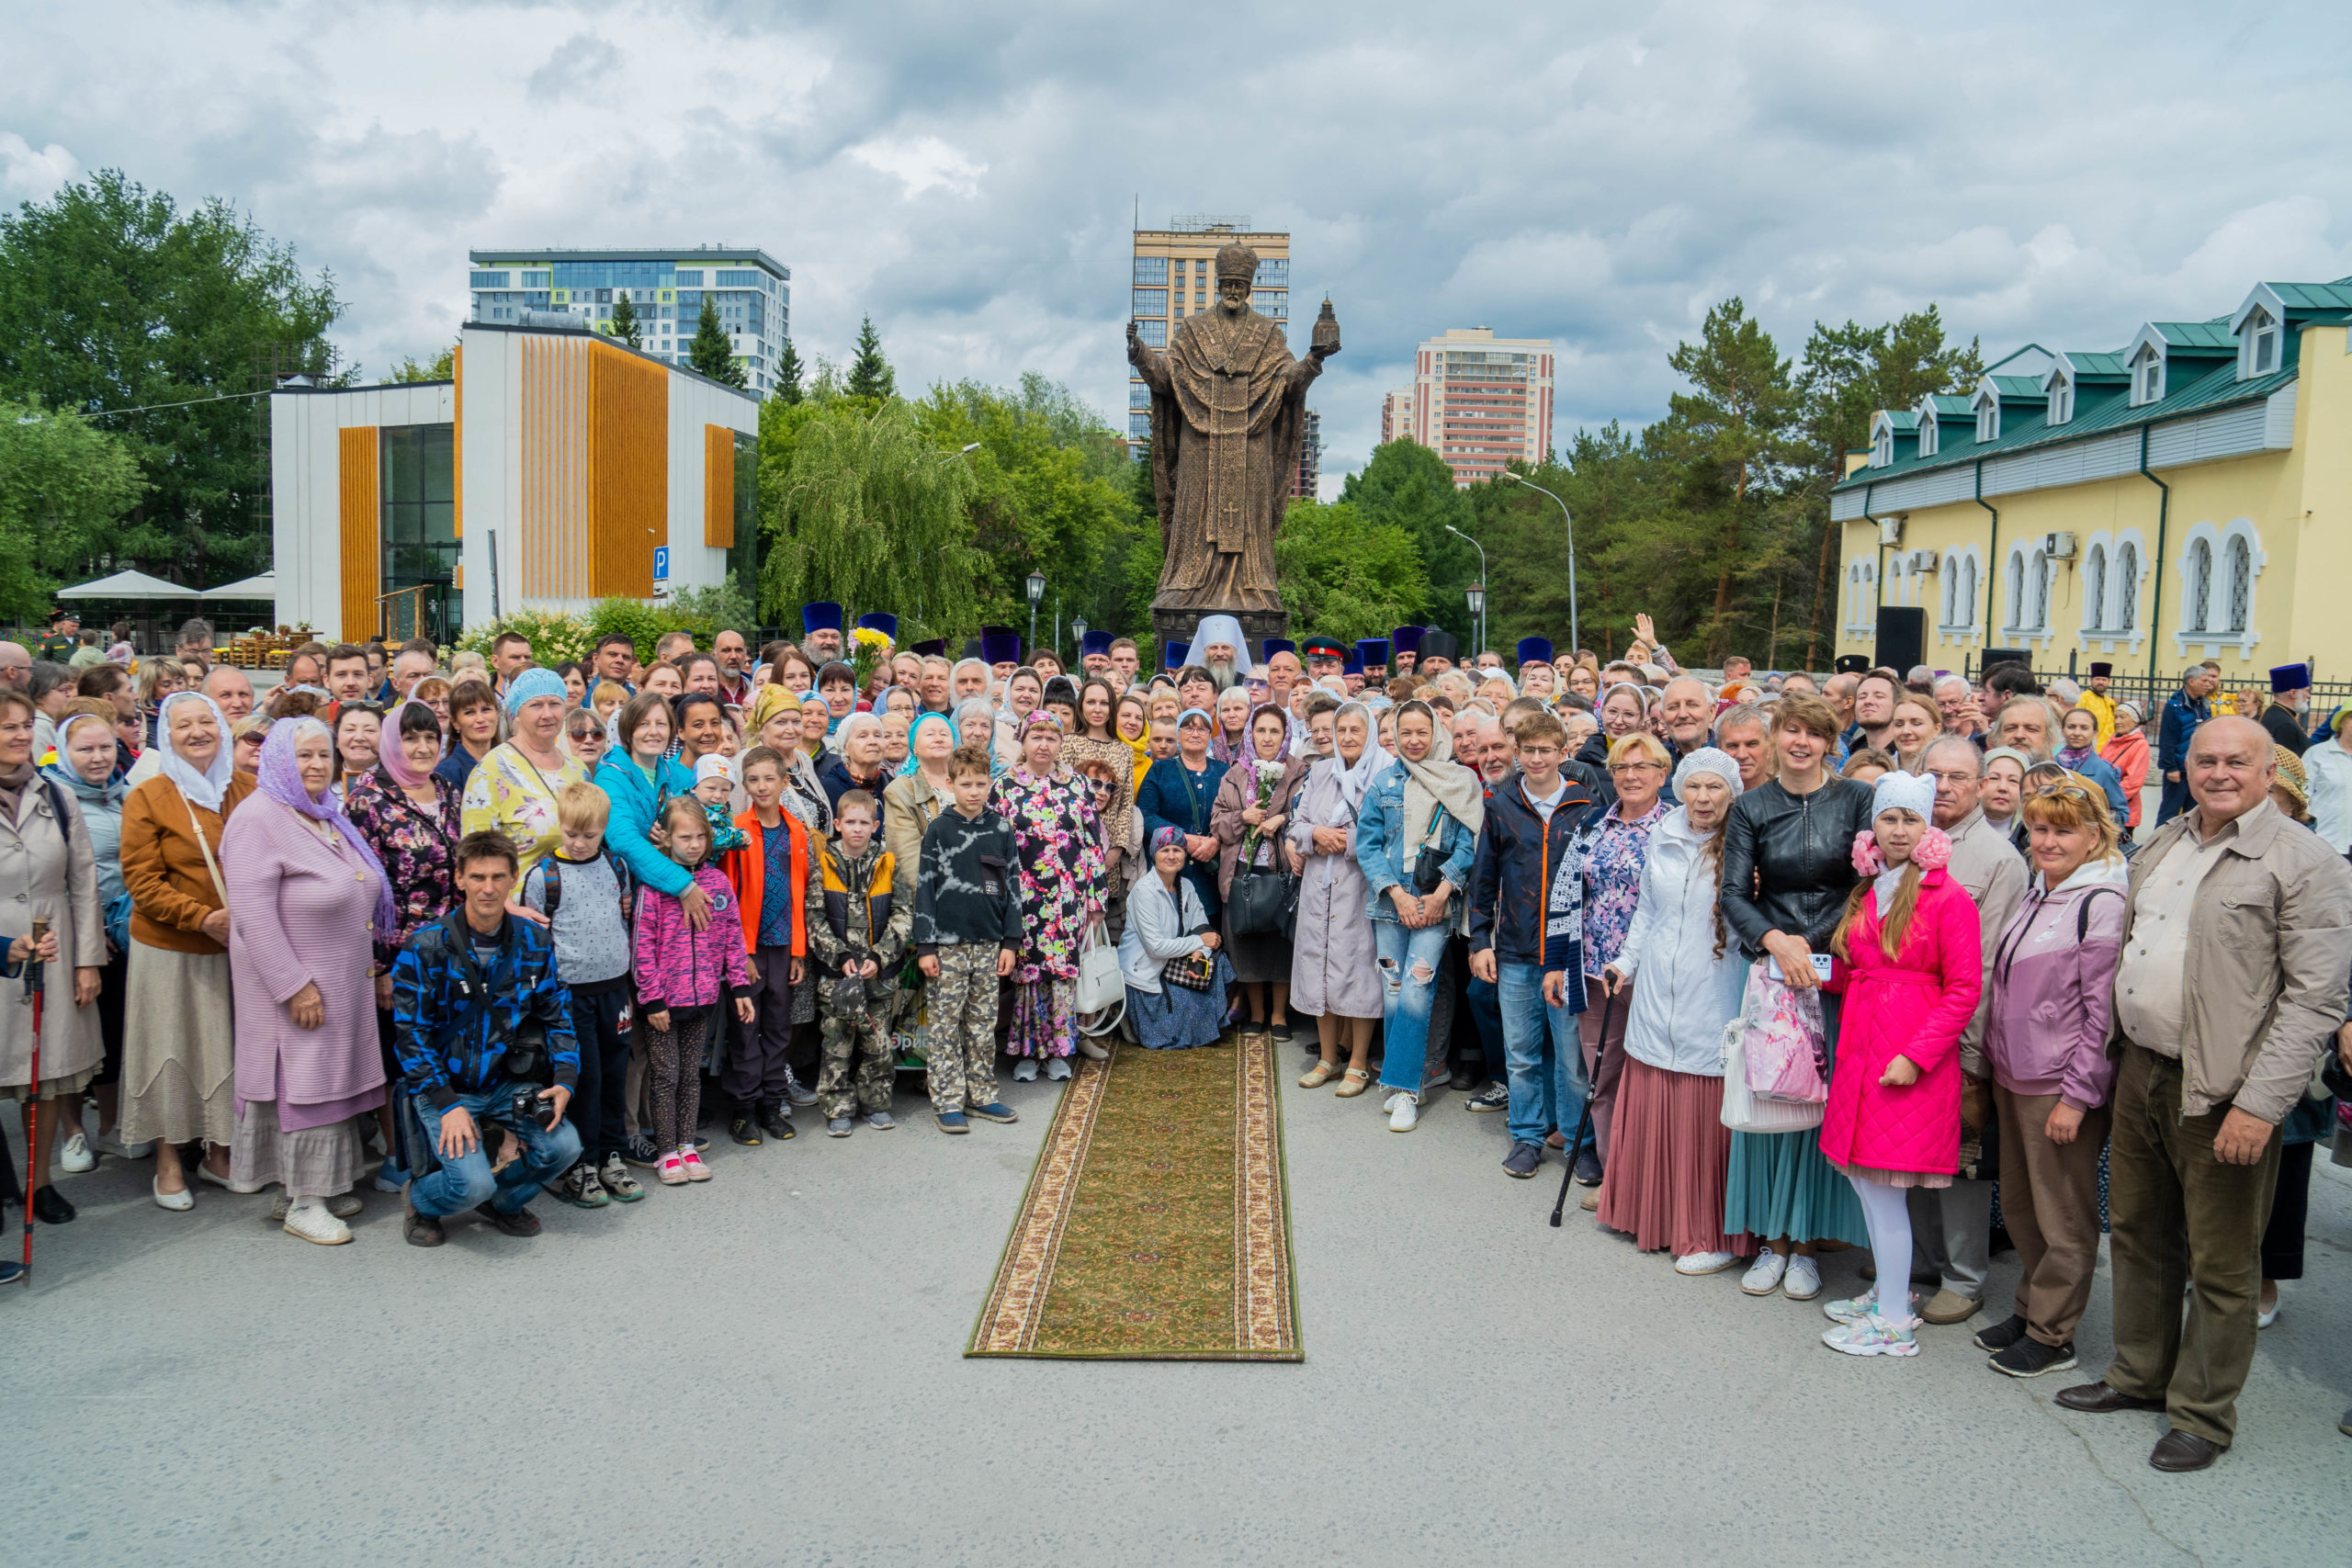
[
  {"xmin": 1396, "ymin": 699, "xmax": 1484, "ymax": 846},
  {"xmin": 1182, "ymin": 613, "xmax": 1256, "ymax": 680},
  {"xmin": 1329, "ymin": 700, "xmax": 1392, "ymax": 813},
  {"xmin": 154, "ymin": 690, "xmax": 233, "ymax": 813},
  {"xmin": 1671, "ymin": 746, "xmax": 1745, "ymax": 800}
]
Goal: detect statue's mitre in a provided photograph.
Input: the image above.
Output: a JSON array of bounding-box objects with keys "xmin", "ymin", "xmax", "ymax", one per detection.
[{"xmin": 1214, "ymin": 243, "xmax": 1258, "ymax": 283}]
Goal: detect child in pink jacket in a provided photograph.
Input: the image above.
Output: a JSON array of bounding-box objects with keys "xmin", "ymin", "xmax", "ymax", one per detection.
[
  {"xmin": 633, "ymin": 796, "xmax": 756, "ymax": 1187},
  {"xmin": 1816, "ymin": 772, "xmax": 1983, "ymax": 1357}
]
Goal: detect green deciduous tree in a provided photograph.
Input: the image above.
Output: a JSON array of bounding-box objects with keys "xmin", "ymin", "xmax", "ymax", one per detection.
[
  {"xmin": 1338, "ymin": 439, "xmax": 1460, "ymax": 634},
  {"xmin": 0, "ymin": 169, "xmax": 339, "ymax": 586},
  {"xmin": 608, "ymin": 291, "xmax": 642, "ymax": 350},
  {"xmin": 389, "ymin": 346, "xmax": 455, "ymax": 382},
  {"xmin": 760, "ymin": 400, "xmax": 984, "ymax": 637},
  {"xmin": 845, "ymin": 315, "xmax": 895, "ymax": 402},
  {"xmin": 1272, "ymin": 500, "xmax": 1428, "ymax": 644},
  {"xmin": 687, "ymin": 297, "xmax": 743, "ymax": 388},
  {"xmin": 0, "ymin": 398, "xmax": 146, "ymax": 618}
]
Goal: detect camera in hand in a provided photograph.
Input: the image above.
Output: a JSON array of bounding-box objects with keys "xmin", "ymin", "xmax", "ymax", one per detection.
[
  {"xmin": 508, "ymin": 1082, "xmax": 559, "ymax": 1131},
  {"xmin": 500, "ymin": 1021, "xmax": 558, "ymax": 1128}
]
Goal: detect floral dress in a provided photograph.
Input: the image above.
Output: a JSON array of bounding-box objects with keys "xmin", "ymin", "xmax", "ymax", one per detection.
[
  {"xmin": 1575, "ymin": 796, "xmax": 1665, "ymax": 974},
  {"xmin": 458, "ymin": 742, "xmax": 587, "ymax": 874},
  {"xmin": 992, "ymin": 767, "xmax": 1108, "ymax": 1059},
  {"xmin": 344, "ymin": 769, "xmax": 463, "ymax": 976}
]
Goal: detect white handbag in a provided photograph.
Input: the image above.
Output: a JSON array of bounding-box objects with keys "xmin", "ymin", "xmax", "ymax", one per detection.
[
  {"xmin": 1719, "ymin": 1016, "xmax": 1825, "ymax": 1134},
  {"xmin": 1076, "ymin": 919, "xmax": 1125, "ymax": 1015}
]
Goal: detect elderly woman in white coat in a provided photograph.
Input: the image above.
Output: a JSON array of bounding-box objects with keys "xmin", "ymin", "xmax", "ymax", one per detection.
[
  {"xmin": 1590, "ymin": 747, "xmax": 1754, "ymax": 1276},
  {"xmin": 0, "ymin": 689, "xmax": 106, "ymax": 1225},
  {"xmin": 1284, "ymin": 701, "xmax": 1388, "ymax": 1087}
]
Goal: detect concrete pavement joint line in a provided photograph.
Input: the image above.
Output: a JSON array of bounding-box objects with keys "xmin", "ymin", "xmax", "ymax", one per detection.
[{"xmin": 2025, "ymin": 1390, "xmax": 2204, "ymax": 1568}]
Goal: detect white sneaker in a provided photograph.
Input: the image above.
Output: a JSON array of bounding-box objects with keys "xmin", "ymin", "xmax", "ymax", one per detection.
[
  {"xmin": 1782, "ymin": 1255, "xmax": 1824, "ymax": 1301},
  {"xmin": 1012, "ymin": 1058, "xmax": 1039, "ymax": 1081},
  {"xmin": 1388, "ymin": 1094, "xmax": 1419, "ymax": 1132},
  {"xmin": 281, "ymin": 1198, "xmax": 353, "ymax": 1246},
  {"xmin": 1674, "ymin": 1250, "xmax": 1740, "ymax": 1276},
  {"xmin": 1044, "ymin": 1056, "xmax": 1072, "ymax": 1080},
  {"xmin": 59, "ymin": 1131, "xmax": 96, "ymax": 1174},
  {"xmin": 1739, "ymin": 1250, "xmax": 1788, "ymax": 1296}
]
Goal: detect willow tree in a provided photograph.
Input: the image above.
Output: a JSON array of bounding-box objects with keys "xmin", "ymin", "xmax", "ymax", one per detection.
[{"xmin": 760, "ymin": 400, "xmax": 983, "ymax": 637}]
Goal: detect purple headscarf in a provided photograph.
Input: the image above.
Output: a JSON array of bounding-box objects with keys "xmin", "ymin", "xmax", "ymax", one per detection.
[
  {"xmin": 1239, "ymin": 703, "xmax": 1293, "ymax": 765},
  {"xmin": 258, "ymin": 716, "xmax": 398, "ymax": 932}
]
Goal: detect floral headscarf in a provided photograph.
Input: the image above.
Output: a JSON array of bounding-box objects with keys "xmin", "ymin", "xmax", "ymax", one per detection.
[{"xmin": 257, "ymin": 716, "xmax": 398, "ymax": 932}]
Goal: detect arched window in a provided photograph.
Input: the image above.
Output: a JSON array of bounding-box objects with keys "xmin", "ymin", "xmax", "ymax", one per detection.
[
  {"xmin": 2224, "ymin": 536, "xmax": 2252, "ymax": 633},
  {"xmin": 2030, "ymin": 550, "xmax": 2050, "ymax": 630},
  {"xmin": 1942, "ymin": 557, "xmax": 1959, "ymax": 625},
  {"xmin": 1961, "ymin": 557, "xmax": 1978, "ymax": 626},
  {"xmin": 2005, "ymin": 552, "xmax": 2024, "ymax": 628},
  {"xmin": 2116, "ymin": 542, "xmax": 2139, "ymax": 631},
  {"xmin": 2186, "ymin": 537, "xmax": 2212, "ymax": 631},
  {"xmin": 2084, "ymin": 545, "xmax": 2108, "ymax": 629}
]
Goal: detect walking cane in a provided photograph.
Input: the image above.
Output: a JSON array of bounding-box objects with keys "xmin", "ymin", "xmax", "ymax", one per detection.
[
  {"xmin": 21, "ymin": 915, "xmax": 48, "ymax": 1282},
  {"xmin": 1550, "ymin": 982, "xmax": 1616, "ymax": 1229}
]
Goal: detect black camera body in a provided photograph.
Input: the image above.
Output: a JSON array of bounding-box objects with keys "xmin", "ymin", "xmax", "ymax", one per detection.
[
  {"xmin": 501, "ymin": 1020, "xmax": 558, "ymax": 1129},
  {"xmin": 509, "ymin": 1082, "xmax": 558, "ymax": 1131}
]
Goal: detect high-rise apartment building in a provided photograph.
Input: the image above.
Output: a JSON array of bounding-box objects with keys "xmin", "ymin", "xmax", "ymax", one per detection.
[
  {"xmin": 466, "ymin": 247, "xmax": 791, "ymax": 395},
  {"xmin": 1129, "ymin": 216, "xmax": 1292, "ymax": 450},
  {"xmin": 1385, "ymin": 328, "xmax": 1555, "ymax": 486},
  {"xmin": 1290, "ymin": 409, "xmax": 1320, "ymax": 500},
  {"xmin": 1381, "ymin": 389, "xmax": 1415, "ymax": 445}
]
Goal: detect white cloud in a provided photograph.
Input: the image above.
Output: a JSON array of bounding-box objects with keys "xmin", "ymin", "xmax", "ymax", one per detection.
[{"xmin": 2, "ymin": 0, "xmax": 2348, "ymax": 482}]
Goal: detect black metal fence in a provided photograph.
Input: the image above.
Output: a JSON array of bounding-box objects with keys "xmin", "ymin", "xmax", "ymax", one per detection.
[{"xmin": 1962, "ymin": 662, "xmax": 2350, "ymax": 728}]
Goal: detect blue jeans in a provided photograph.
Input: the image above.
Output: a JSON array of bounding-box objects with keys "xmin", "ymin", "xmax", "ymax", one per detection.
[
  {"xmin": 1495, "ymin": 961, "xmax": 1589, "ymax": 1152},
  {"xmin": 408, "ymin": 1085, "xmax": 583, "ymax": 1218},
  {"xmin": 1375, "ymin": 919, "xmax": 1453, "ymax": 1093}
]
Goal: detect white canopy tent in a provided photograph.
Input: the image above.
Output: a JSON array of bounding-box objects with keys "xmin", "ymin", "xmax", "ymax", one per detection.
[
  {"xmin": 199, "ymin": 571, "xmax": 277, "ymax": 603},
  {"xmin": 54, "ymin": 569, "xmax": 200, "ymax": 601}
]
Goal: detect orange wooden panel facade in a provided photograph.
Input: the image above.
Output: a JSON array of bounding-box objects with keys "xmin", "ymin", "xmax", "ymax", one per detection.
[
  {"xmin": 519, "ymin": 335, "xmax": 590, "ymax": 600},
  {"xmin": 589, "ymin": 344, "xmax": 668, "ymax": 598},
  {"xmin": 704, "ymin": 424, "xmax": 735, "ymax": 547},
  {"xmin": 338, "ymin": 425, "xmax": 379, "ymax": 640}
]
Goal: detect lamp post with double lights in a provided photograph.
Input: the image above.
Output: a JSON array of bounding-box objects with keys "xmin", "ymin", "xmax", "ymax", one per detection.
[{"xmin": 1508, "ymin": 473, "xmax": 1579, "ymax": 658}]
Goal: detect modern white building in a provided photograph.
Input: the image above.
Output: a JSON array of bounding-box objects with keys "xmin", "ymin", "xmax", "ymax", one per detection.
[
  {"xmin": 466, "ymin": 246, "xmax": 791, "ymax": 395},
  {"xmin": 270, "ymin": 319, "xmax": 760, "ymax": 642}
]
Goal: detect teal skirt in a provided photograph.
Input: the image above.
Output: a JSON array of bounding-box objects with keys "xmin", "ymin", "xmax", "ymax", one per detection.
[{"xmin": 1723, "ymin": 992, "xmax": 1870, "ymax": 1247}]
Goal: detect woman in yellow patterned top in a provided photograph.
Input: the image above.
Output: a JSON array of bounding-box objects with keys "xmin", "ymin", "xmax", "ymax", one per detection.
[{"xmin": 459, "ymin": 667, "xmax": 586, "ymax": 873}]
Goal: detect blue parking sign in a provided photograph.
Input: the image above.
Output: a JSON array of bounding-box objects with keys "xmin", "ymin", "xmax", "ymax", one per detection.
[{"xmin": 653, "ymin": 546, "xmax": 670, "ymax": 581}]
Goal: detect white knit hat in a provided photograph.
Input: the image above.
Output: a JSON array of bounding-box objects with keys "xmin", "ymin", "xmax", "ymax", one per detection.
[{"xmin": 1871, "ymin": 770, "xmax": 1935, "ymax": 821}]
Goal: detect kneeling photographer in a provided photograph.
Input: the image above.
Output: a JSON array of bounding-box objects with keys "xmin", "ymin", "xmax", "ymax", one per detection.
[{"xmin": 391, "ymin": 830, "xmax": 581, "ymax": 1246}]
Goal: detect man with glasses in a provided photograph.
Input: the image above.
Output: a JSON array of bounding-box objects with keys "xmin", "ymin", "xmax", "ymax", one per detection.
[{"xmin": 1903, "ymin": 737, "xmax": 2029, "ymax": 1327}]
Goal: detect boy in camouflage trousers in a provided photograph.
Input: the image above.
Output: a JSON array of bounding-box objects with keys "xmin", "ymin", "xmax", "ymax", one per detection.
[
  {"xmin": 802, "ymin": 791, "xmax": 911, "ymax": 1136},
  {"xmin": 913, "ymin": 744, "xmax": 1023, "ymax": 1134}
]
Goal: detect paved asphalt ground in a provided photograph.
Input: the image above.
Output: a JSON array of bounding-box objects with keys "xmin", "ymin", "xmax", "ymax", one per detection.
[{"xmin": 6, "ymin": 1054, "xmax": 2346, "ymax": 1567}]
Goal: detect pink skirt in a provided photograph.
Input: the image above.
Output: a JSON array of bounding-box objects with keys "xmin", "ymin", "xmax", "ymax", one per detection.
[{"xmin": 1597, "ymin": 1057, "xmax": 1752, "ymax": 1258}]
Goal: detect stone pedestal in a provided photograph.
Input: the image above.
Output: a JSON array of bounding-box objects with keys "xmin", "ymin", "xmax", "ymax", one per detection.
[{"xmin": 1152, "ymin": 605, "xmax": 1292, "ymax": 669}]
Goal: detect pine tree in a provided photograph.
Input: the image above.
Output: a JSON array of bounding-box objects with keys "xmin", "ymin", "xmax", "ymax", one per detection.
[
  {"xmin": 609, "ymin": 291, "xmax": 642, "ymax": 349},
  {"xmin": 845, "ymin": 315, "xmax": 895, "ymax": 401},
  {"xmin": 687, "ymin": 298, "xmax": 745, "ymax": 388},
  {"xmin": 775, "ymin": 338, "xmax": 804, "ymax": 405}
]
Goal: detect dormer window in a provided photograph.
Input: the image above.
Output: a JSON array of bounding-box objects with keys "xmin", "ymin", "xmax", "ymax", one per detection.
[
  {"xmin": 1871, "ymin": 423, "xmax": 1891, "ymax": 467},
  {"xmin": 1917, "ymin": 414, "xmax": 1938, "ymax": 457},
  {"xmin": 1975, "ymin": 394, "xmax": 1998, "ymax": 443},
  {"xmin": 2244, "ymin": 307, "xmax": 2279, "ymax": 377},
  {"xmin": 2046, "ymin": 371, "xmax": 2072, "ymax": 425},
  {"xmin": 2133, "ymin": 344, "xmax": 2164, "ymax": 405}
]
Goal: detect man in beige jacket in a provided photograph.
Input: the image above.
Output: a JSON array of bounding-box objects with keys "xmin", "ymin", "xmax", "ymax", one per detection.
[{"xmin": 2057, "ymin": 716, "xmax": 2352, "ymax": 1472}]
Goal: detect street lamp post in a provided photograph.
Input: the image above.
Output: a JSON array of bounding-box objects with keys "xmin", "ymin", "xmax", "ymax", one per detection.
[
  {"xmin": 1444, "ymin": 525, "xmax": 1488, "ymax": 656},
  {"xmin": 1025, "ymin": 570, "xmax": 1046, "ymax": 658},
  {"xmin": 1508, "ymin": 474, "xmax": 1579, "ymax": 657},
  {"xmin": 1072, "ymin": 615, "xmax": 1088, "ymax": 668}
]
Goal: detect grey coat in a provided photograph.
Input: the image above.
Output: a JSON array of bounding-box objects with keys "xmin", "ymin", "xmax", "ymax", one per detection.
[
  {"xmin": 0, "ymin": 776, "xmax": 107, "ymax": 1088},
  {"xmin": 1284, "ymin": 761, "xmax": 1382, "ymax": 1019}
]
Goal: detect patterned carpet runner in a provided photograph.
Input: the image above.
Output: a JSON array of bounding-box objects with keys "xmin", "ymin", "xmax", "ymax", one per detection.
[{"xmin": 967, "ymin": 1033, "xmax": 1301, "ymax": 1361}]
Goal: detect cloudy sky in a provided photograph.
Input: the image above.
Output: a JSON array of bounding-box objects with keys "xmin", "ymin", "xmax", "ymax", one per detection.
[{"xmin": 7, "ymin": 1, "xmax": 2349, "ymax": 491}]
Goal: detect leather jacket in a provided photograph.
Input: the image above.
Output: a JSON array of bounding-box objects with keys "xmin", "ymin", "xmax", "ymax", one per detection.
[{"xmin": 1721, "ymin": 776, "xmax": 1875, "ymax": 959}]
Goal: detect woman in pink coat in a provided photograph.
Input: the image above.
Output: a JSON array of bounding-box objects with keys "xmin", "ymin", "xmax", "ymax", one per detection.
[{"xmin": 1815, "ymin": 771, "xmax": 1982, "ymax": 1358}]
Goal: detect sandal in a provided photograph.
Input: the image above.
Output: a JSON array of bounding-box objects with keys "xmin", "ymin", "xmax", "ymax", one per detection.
[
  {"xmin": 1332, "ymin": 1066, "xmax": 1374, "ymax": 1099},
  {"xmin": 1298, "ymin": 1061, "xmax": 1341, "ymax": 1089}
]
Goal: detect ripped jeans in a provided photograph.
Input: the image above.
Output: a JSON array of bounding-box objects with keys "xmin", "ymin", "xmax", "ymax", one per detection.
[{"xmin": 1374, "ymin": 919, "xmax": 1454, "ymax": 1095}]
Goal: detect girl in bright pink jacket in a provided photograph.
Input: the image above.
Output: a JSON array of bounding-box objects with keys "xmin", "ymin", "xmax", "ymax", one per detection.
[
  {"xmin": 1814, "ymin": 772, "xmax": 1983, "ymax": 1358},
  {"xmin": 632, "ymin": 796, "xmax": 755, "ymax": 1186}
]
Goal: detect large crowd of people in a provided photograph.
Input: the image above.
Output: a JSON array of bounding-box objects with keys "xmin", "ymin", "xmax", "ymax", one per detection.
[{"xmin": 4, "ymin": 607, "xmax": 2350, "ymax": 1472}]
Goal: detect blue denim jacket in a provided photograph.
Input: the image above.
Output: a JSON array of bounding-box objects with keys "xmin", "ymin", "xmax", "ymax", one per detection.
[{"xmin": 1354, "ymin": 760, "xmax": 1477, "ymax": 924}]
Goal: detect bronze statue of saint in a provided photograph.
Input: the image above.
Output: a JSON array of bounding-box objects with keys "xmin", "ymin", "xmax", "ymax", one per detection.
[{"xmin": 1128, "ymin": 244, "xmax": 1337, "ymax": 615}]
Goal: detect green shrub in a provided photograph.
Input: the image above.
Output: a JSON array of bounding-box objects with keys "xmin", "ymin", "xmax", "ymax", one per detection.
[{"xmin": 455, "ymin": 607, "xmax": 594, "ymax": 664}]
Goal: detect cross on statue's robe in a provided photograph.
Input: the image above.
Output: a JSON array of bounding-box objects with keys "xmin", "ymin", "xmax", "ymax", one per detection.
[{"xmin": 1130, "ymin": 303, "xmax": 1323, "ymax": 615}]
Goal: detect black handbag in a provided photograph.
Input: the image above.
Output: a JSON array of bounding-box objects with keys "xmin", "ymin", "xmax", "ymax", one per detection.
[{"xmin": 1228, "ymin": 862, "xmax": 1296, "ymax": 937}]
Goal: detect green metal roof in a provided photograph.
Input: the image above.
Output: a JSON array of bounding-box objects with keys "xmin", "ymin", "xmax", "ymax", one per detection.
[
  {"xmin": 1835, "ymin": 350, "xmax": 2298, "ymax": 494},
  {"xmin": 2267, "ymin": 281, "xmax": 2352, "ymax": 312},
  {"xmin": 2148, "ymin": 320, "xmax": 2236, "ymax": 350},
  {"xmin": 1986, "ymin": 375, "xmax": 2047, "ymax": 399},
  {"xmin": 1926, "ymin": 393, "xmax": 1973, "ymax": 417},
  {"xmin": 1877, "ymin": 410, "xmax": 1918, "ymax": 431},
  {"xmin": 2061, "ymin": 350, "xmax": 2130, "ymax": 378}
]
